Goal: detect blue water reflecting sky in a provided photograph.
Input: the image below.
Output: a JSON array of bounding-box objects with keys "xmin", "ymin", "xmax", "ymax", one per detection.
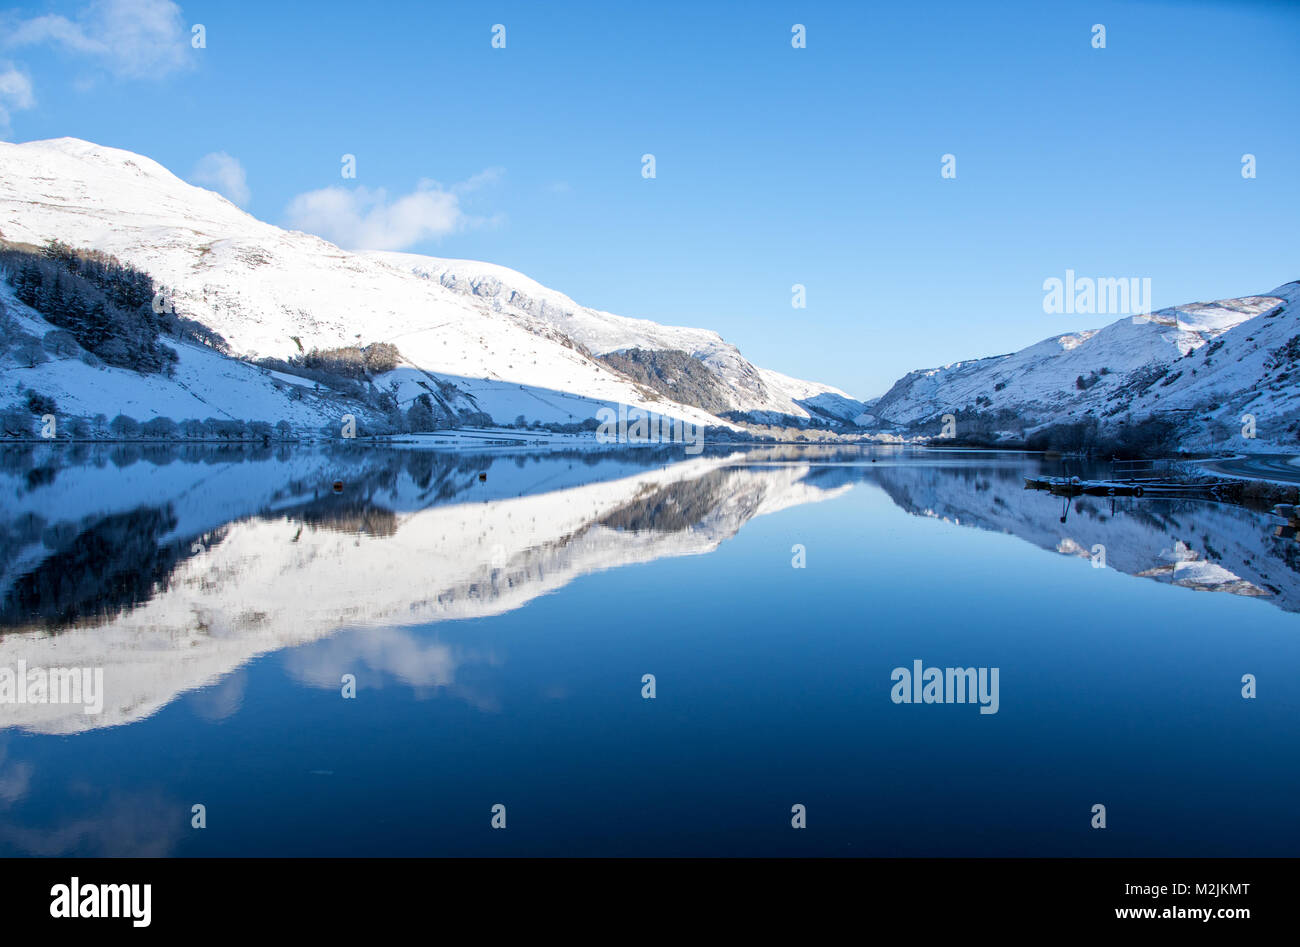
[{"xmin": 1, "ymin": 445, "xmax": 1297, "ymax": 855}]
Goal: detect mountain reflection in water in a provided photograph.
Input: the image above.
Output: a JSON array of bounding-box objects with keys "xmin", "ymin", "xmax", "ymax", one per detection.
[{"xmin": 0, "ymin": 443, "xmax": 1296, "ymax": 736}]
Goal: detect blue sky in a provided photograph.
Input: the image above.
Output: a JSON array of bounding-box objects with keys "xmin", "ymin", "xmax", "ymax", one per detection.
[{"xmin": 2, "ymin": 0, "xmax": 1297, "ymax": 397}]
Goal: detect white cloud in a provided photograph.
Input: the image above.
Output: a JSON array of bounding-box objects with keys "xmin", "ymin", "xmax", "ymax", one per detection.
[
  {"xmin": 190, "ymin": 151, "xmax": 250, "ymax": 207},
  {"xmin": 0, "ymin": 62, "xmax": 35, "ymax": 138},
  {"xmin": 455, "ymin": 166, "xmax": 504, "ymax": 192},
  {"xmin": 284, "ymin": 173, "xmax": 502, "ymax": 251},
  {"xmin": 5, "ymin": 0, "xmax": 193, "ymax": 80}
]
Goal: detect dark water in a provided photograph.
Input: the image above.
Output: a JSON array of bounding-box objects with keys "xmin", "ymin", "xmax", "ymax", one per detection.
[{"xmin": 1, "ymin": 442, "xmax": 1298, "ymax": 856}]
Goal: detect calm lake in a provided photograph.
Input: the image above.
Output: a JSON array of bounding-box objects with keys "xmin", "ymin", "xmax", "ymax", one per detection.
[{"xmin": 1, "ymin": 442, "xmax": 1298, "ymax": 856}]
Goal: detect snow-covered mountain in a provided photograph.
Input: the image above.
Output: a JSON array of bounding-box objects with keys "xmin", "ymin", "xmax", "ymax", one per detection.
[
  {"xmin": 0, "ymin": 137, "xmax": 863, "ymax": 431},
  {"xmin": 863, "ymin": 283, "xmax": 1300, "ymax": 450},
  {"xmin": 373, "ymin": 253, "xmax": 866, "ymax": 424}
]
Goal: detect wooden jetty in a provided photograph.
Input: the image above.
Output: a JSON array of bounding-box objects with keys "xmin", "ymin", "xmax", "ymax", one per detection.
[
  {"xmin": 1273, "ymin": 504, "xmax": 1300, "ymax": 540},
  {"xmin": 1024, "ymin": 476, "xmax": 1237, "ymax": 500}
]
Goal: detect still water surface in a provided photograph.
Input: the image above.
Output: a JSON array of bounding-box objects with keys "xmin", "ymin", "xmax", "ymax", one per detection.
[{"xmin": 1, "ymin": 443, "xmax": 1297, "ymax": 856}]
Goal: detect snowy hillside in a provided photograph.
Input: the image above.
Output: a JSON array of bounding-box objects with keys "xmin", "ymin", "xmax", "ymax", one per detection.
[
  {"xmin": 373, "ymin": 253, "xmax": 866, "ymax": 423},
  {"xmin": 1124, "ymin": 282, "xmax": 1300, "ymax": 450},
  {"xmin": 0, "ymin": 138, "xmax": 861, "ymax": 432},
  {"xmin": 0, "ymin": 279, "xmax": 388, "ymax": 433},
  {"xmin": 862, "ymin": 284, "xmax": 1300, "ymax": 451}
]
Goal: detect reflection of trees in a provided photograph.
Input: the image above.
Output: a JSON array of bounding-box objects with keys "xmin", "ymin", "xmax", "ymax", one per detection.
[
  {"xmin": 290, "ymin": 501, "xmax": 399, "ymax": 538},
  {"xmin": 1284, "ymin": 543, "xmax": 1300, "ymax": 577},
  {"xmin": 10, "ymin": 441, "xmax": 1297, "ymax": 641},
  {"xmin": 5, "ymin": 443, "xmax": 707, "ymax": 632},
  {"xmin": 0, "ymin": 507, "xmax": 219, "ymax": 631},
  {"xmin": 599, "ymin": 470, "xmax": 732, "ymax": 533},
  {"xmin": 0, "ymin": 513, "xmax": 47, "ymax": 581}
]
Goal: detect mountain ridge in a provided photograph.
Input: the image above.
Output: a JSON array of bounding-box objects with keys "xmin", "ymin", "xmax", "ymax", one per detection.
[
  {"xmin": 2, "ymin": 136, "xmax": 1295, "ymax": 451},
  {"xmin": 0, "ymin": 137, "xmax": 863, "ymax": 433},
  {"xmin": 860, "ymin": 283, "xmax": 1300, "ymax": 451}
]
